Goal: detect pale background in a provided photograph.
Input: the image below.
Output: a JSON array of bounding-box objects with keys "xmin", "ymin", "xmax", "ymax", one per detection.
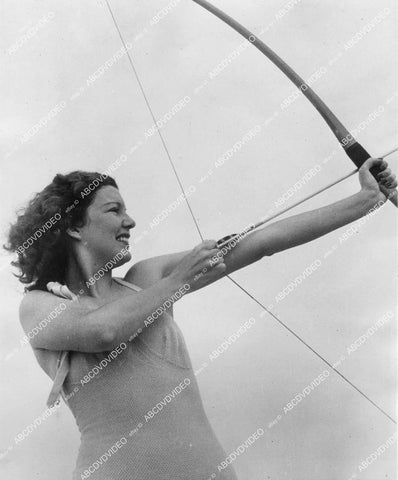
[{"xmin": 0, "ymin": 1, "xmax": 397, "ymax": 479}]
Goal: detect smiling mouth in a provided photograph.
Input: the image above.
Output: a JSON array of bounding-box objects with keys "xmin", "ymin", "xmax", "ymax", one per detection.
[{"xmin": 116, "ymin": 235, "xmax": 130, "ymax": 245}]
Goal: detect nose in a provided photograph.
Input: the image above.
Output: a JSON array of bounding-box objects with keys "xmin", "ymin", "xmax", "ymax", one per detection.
[{"xmin": 122, "ymin": 213, "xmax": 136, "ymax": 230}]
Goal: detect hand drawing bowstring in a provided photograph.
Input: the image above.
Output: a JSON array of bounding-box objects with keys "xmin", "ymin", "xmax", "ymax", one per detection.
[{"xmin": 104, "ymin": 0, "xmax": 396, "ymax": 424}]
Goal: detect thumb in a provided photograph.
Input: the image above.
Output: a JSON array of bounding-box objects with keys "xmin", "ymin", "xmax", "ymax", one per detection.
[
  {"xmin": 358, "ymin": 157, "xmax": 386, "ymax": 186},
  {"xmin": 360, "ymin": 157, "xmax": 385, "ymax": 173}
]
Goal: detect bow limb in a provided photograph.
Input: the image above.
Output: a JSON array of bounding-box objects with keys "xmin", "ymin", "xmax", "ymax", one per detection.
[
  {"xmin": 192, "ymin": 0, "xmax": 397, "ymax": 207},
  {"xmin": 103, "ymin": 0, "xmax": 396, "ymax": 427}
]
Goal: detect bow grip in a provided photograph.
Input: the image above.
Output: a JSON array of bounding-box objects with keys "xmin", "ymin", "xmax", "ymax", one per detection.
[{"xmin": 345, "ymin": 142, "xmax": 398, "ymax": 207}]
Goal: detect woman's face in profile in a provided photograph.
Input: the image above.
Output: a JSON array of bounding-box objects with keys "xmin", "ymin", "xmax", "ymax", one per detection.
[{"xmin": 78, "ymin": 185, "xmax": 135, "ymax": 267}]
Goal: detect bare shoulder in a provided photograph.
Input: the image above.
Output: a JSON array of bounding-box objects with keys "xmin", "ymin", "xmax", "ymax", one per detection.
[
  {"xmin": 19, "ymin": 290, "xmax": 81, "ymax": 332},
  {"xmin": 18, "ymin": 288, "xmax": 113, "ymax": 352},
  {"xmin": 124, "ymin": 251, "xmax": 188, "ymax": 288},
  {"xmin": 19, "ymin": 290, "xmax": 53, "ymax": 320}
]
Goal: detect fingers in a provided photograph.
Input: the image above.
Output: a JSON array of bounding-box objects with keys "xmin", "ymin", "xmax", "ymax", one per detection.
[
  {"xmin": 202, "ymin": 245, "xmax": 225, "ymax": 272},
  {"xmin": 191, "ymin": 239, "xmax": 225, "ymax": 271},
  {"xmin": 202, "ymin": 239, "xmax": 218, "ymax": 249},
  {"xmin": 193, "ymin": 239, "xmax": 217, "ymax": 252},
  {"xmin": 47, "ymin": 282, "xmax": 77, "ymax": 300},
  {"xmin": 377, "ymin": 168, "xmax": 391, "ymax": 177},
  {"xmin": 60, "ymin": 285, "xmax": 78, "ymax": 301},
  {"xmin": 361, "ymin": 158, "xmax": 397, "ymax": 189},
  {"xmin": 379, "ymin": 173, "xmax": 397, "ymax": 189},
  {"xmin": 376, "ymin": 163, "xmax": 397, "ymax": 189},
  {"xmin": 212, "ymin": 262, "xmax": 227, "ymax": 274},
  {"xmin": 194, "ymin": 240, "xmax": 223, "ymax": 260}
]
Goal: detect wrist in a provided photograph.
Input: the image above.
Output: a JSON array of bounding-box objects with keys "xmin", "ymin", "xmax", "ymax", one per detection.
[{"xmin": 357, "ymin": 188, "xmax": 384, "ymax": 213}]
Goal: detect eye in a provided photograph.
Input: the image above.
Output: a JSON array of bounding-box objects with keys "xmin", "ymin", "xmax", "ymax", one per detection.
[{"xmin": 109, "ymin": 207, "xmax": 119, "ymax": 213}]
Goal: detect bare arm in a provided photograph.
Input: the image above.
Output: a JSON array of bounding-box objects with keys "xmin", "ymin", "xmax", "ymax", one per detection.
[
  {"xmin": 224, "ymin": 158, "xmax": 396, "ymax": 260},
  {"xmin": 20, "ymin": 240, "xmax": 228, "ymax": 352},
  {"xmin": 36, "ymin": 159, "xmax": 391, "ymax": 352},
  {"xmin": 148, "ymin": 158, "xmax": 396, "ymax": 277},
  {"xmin": 20, "ymin": 276, "xmax": 183, "ymax": 352},
  {"xmin": 236, "ymin": 189, "xmax": 378, "ymax": 258},
  {"xmin": 138, "ymin": 190, "xmax": 376, "ymax": 280}
]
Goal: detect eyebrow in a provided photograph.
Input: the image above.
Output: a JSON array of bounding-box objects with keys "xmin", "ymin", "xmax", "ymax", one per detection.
[{"xmin": 103, "ymin": 201, "xmax": 123, "ymax": 208}]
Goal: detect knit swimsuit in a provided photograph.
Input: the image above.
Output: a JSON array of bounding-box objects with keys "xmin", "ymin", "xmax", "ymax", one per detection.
[{"xmin": 44, "ymin": 277, "xmax": 239, "ymax": 480}]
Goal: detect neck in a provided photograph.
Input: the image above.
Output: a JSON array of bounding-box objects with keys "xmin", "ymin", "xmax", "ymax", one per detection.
[{"xmin": 65, "ymin": 250, "xmax": 114, "ymax": 298}]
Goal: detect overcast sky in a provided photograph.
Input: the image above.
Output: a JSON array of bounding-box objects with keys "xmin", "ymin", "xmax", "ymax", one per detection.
[{"xmin": 0, "ymin": 1, "xmax": 397, "ymax": 479}]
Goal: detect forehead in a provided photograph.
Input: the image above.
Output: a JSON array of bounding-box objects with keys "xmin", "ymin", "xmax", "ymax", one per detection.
[{"xmin": 91, "ymin": 186, "xmax": 124, "ymax": 207}]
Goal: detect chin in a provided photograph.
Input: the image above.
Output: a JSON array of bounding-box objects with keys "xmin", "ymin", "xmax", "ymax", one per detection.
[
  {"xmin": 121, "ymin": 250, "xmax": 132, "ymax": 264},
  {"xmin": 117, "ymin": 245, "xmax": 132, "ymax": 264},
  {"xmin": 107, "ymin": 244, "xmax": 132, "ymax": 267}
]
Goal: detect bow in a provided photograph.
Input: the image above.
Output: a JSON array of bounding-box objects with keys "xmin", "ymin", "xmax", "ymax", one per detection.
[
  {"xmin": 104, "ymin": 0, "xmax": 396, "ymax": 425},
  {"xmin": 192, "ymin": 0, "xmax": 398, "ymax": 207}
]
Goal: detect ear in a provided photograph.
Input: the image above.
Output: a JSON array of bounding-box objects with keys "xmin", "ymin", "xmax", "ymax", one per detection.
[{"xmin": 66, "ymin": 226, "xmax": 82, "ymax": 241}]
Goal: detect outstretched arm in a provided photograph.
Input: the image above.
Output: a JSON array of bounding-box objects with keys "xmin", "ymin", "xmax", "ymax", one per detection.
[
  {"xmin": 135, "ymin": 158, "xmax": 395, "ymax": 283},
  {"xmin": 218, "ymin": 158, "xmax": 396, "ymax": 273},
  {"xmin": 238, "ymin": 159, "xmax": 394, "ymax": 253}
]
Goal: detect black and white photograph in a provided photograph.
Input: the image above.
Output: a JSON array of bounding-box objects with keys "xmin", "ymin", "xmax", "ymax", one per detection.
[{"xmin": 1, "ymin": 1, "xmax": 397, "ymax": 479}]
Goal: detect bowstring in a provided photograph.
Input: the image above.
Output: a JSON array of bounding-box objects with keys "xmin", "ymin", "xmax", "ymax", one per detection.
[{"xmin": 104, "ymin": 0, "xmax": 396, "ymax": 425}]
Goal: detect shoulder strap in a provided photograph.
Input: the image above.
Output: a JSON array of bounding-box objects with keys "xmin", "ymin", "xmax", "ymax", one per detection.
[{"xmin": 114, "ymin": 277, "xmax": 142, "ymax": 292}]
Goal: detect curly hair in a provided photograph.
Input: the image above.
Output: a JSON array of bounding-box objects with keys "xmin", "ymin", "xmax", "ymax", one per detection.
[{"xmin": 3, "ymin": 171, "xmax": 118, "ymax": 292}]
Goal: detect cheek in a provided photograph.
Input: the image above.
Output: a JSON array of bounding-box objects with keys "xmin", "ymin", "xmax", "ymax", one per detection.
[
  {"xmin": 99, "ymin": 217, "xmax": 117, "ymax": 232},
  {"xmin": 90, "ymin": 216, "xmax": 118, "ymax": 236}
]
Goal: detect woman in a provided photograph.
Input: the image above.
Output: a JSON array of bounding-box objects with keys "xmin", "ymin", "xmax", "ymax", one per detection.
[{"xmin": 4, "ymin": 160, "xmax": 396, "ymax": 479}]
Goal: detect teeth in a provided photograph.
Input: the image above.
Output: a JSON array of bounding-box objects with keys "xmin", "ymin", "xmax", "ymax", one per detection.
[{"xmin": 117, "ymin": 235, "xmax": 129, "ymax": 242}]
